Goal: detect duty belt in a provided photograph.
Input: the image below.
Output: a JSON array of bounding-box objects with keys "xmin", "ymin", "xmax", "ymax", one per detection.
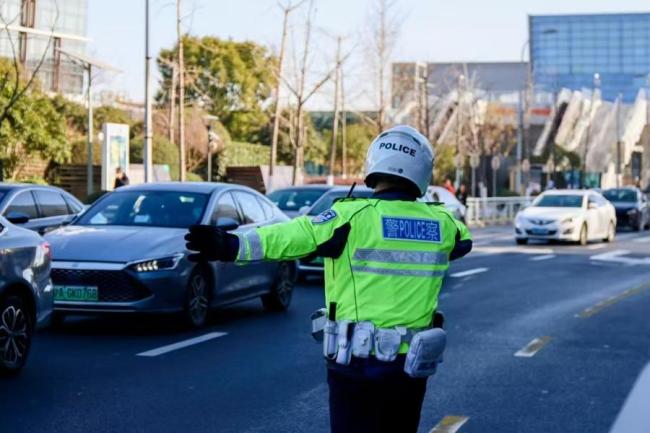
[{"xmin": 311, "ymin": 312, "xmax": 430, "ymax": 364}]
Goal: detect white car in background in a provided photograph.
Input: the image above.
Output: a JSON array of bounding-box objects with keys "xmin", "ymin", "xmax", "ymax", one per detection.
[{"xmin": 514, "ymin": 189, "xmax": 616, "ymax": 246}]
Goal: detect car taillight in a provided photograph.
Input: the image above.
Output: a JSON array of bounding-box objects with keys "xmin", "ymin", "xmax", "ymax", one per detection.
[{"xmin": 42, "ymin": 241, "xmax": 52, "ymax": 261}]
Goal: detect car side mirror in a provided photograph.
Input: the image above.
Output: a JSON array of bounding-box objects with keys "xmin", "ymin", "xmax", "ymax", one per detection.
[
  {"xmin": 298, "ymin": 205, "xmax": 310, "ymax": 215},
  {"xmin": 588, "ymin": 202, "xmax": 598, "ymax": 210},
  {"xmin": 5, "ymin": 211, "xmax": 29, "ymax": 225},
  {"xmin": 216, "ymin": 217, "xmax": 240, "ymax": 231}
]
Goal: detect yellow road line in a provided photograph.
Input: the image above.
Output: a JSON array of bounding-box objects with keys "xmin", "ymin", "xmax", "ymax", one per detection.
[
  {"xmin": 429, "ymin": 415, "xmax": 470, "ymax": 433},
  {"xmin": 514, "ymin": 336, "xmax": 552, "ymax": 357},
  {"xmin": 577, "ymin": 283, "xmax": 650, "ymax": 319}
]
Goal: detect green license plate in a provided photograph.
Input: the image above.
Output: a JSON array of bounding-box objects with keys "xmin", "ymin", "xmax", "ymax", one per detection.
[{"xmin": 54, "ymin": 285, "xmax": 99, "ymax": 302}]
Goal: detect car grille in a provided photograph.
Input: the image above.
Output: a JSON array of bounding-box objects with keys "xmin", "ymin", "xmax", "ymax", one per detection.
[{"xmin": 51, "ymin": 268, "xmax": 151, "ymax": 302}]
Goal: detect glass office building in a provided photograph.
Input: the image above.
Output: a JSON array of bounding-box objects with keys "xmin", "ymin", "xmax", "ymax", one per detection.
[
  {"xmin": 530, "ymin": 13, "xmax": 650, "ymax": 102},
  {"xmin": 0, "ymin": 0, "xmax": 88, "ymax": 95}
]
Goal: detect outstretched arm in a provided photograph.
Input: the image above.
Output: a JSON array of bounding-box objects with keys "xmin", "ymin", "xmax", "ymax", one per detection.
[{"xmin": 449, "ymin": 218, "xmax": 472, "ymax": 261}]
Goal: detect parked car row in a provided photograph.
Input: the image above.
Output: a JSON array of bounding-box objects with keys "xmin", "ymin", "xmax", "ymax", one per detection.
[
  {"xmin": 0, "ymin": 182, "xmax": 296, "ymax": 375},
  {"xmin": 514, "ymin": 186, "xmax": 649, "ymax": 246}
]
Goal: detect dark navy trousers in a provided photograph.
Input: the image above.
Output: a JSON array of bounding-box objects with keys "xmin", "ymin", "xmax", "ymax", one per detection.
[{"xmin": 327, "ymin": 356, "xmax": 428, "ymax": 433}]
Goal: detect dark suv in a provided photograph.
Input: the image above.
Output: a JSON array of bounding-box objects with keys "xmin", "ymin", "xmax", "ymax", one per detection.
[
  {"xmin": 603, "ymin": 187, "xmax": 649, "ymax": 231},
  {"xmin": 0, "ymin": 216, "xmax": 53, "ymax": 375}
]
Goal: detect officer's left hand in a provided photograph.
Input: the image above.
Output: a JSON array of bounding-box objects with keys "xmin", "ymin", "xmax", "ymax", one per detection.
[{"xmin": 184, "ymin": 224, "xmax": 238, "ymax": 262}]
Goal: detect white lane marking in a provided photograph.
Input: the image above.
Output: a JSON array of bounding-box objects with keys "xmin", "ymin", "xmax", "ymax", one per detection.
[
  {"xmin": 632, "ymin": 236, "xmax": 650, "ymax": 243},
  {"xmin": 609, "ymin": 363, "xmax": 650, "ymax": 433},
  {"xmin": 450, "ymin": 267, "xmax": 488, "ymax": 278},
  {"xmin": 530, "ymin": 254, "xmax": 556, "ymax": 261},
  {"xmin": 473, "ymin": 246, "xmax": 554, "ymax": 255},
  {"xmin": 577, "ymin": 283, "xmax": 650, "ymax": 318},
  {"xmin": 137, "ymin": 332, "xmax": 228, "ymax": 357},
  {"xmin": 585, "ymin": 243, "xmax": 607, "ymax": 250},
  {"xmin": 429, "ymin": 415, "xmax": 470, "ymax": 433},
  {"xmin": 590, "ymin": 250, "xmax": 650, "ymax": 266},
  {"xmin": 514, "ymin": 336, "xmax": 551, "ymax": 358}
]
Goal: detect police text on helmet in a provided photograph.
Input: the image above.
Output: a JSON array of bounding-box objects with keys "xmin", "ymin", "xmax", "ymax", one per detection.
[{"xmin": 378, "ymin": 142, "xmax": 417, "ymax": 157}]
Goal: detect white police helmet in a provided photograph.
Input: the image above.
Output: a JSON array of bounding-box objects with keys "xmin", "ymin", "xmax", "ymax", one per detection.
[{"xmin": 364, "ymin": 125, "xmax": 435, "ymax": 197}]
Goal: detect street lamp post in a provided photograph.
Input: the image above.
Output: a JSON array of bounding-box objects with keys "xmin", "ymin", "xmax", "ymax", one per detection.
[{"xmin": 144, "ymin": 0, "xmax": 153, "ymax": 183}]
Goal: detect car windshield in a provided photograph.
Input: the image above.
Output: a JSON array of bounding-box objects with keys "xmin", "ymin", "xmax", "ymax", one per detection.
[
  {"xmin": 76, "ymin": 190, "xmax": 208, "ymax": 228},
  {"xmin": 533, "ymin": 194, "xmax": 583, "ymax": 208},
  {"xmin": 603, "ymin": 189, "xmax": 637, "ymax": 202},
  {"xmin": 308, "ymin": 190, "xmax": 373, "ymax": 215},
  {"xmin": 268, "ymin": 188, "xmax": 327, "ymax": 212}
]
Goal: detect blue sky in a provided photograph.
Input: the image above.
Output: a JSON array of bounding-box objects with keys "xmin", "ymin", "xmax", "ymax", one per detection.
[{"xmin": 87, "ymin": 0, "xmax": 650, "ymax": 108}]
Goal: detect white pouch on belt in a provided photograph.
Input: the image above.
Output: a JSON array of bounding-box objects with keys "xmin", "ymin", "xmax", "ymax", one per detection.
[
  {"xmin": 374, "ymin": 328, "xmax": 401, "ymax": 362},
  {"xmin": 351, "ymin": 321, "xmax": 375, "ymax": 358},
  {"xmin": 404, "ymin": 328, "xmax": 447, "ymax": 378}
]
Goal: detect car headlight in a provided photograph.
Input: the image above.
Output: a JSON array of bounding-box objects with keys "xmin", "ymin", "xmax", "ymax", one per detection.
[
  {"xmin": 130, "ymin": 254, "xmax": 183, "ymax": 272},
  {"xmin": 561, "ymin": 217, "xmax": 575, "ymax": 225}
]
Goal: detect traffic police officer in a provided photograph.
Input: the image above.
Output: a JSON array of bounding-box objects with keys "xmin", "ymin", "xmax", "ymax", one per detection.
[{"xmin": 185, "ymin": 125, "xmax": 472, "ymax": 433}]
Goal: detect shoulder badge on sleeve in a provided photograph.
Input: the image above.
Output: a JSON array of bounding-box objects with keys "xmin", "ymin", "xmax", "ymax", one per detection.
[{"xmin": 312, "ymin": 209, "xmax": 338, "ymax": 224}]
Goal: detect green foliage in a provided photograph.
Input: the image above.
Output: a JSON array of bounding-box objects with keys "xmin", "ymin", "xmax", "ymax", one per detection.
[
  {"xmin": 0, "ymin": 61, "xmax": 69, "ymax": 180},
  {"xmin": 157, "ymin": 36, "xmax": 277, "ymax": 143},
  {"xmin": 130, "ymin": 135, "xmax": 180, "ymax": 181},
  {"xmin": 433, "ymin": 144, "xmax": 456, "ymax": 186},
  {"xmin": 321, "ymin": 122, "xmax": 376, "ymax": 176},
  {"xmin": 186, "ymin": 172, "xmax": 203, "ymax": 182},
  {"xmin": 221, "ymin": 141, "xmax": 269, "ymax": 167}
]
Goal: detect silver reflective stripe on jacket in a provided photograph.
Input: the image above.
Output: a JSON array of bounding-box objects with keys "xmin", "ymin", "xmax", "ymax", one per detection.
[
  {"xmin": 351, "ymin": 265, "xmax": 446, "ymax": 278},
  {"xmin": 353, "ymin": 248, "xmax": 448, "ymax": 266},
  {"xmin": 237, "ymin": 229, "xmax": 264, "ymax": 261}
]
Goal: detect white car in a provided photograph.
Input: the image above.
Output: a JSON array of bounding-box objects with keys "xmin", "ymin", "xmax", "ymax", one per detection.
[
  {"xmin": 426, "ymin": 186, "xmax": 466, "ymax": 222},
  {"xmin": 514, "ymin": 189, "xmax": 616, "ymax": 246}
]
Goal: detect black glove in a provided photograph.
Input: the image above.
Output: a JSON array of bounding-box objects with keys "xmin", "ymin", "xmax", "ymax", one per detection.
[{"xmin": 184, "ymin": 224, "xmax": 239, "ymax": 262}]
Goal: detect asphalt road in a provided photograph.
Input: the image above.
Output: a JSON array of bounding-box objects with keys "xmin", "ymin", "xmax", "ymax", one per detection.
[{"xmin": 2, "ymin": 226, "xmax": 650, "ymax": 433}]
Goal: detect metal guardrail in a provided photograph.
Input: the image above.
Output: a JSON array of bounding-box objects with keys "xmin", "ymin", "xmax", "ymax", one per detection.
[{"xmin": 466, "ymin": 196, "xmax": 532, "ymax": 227}]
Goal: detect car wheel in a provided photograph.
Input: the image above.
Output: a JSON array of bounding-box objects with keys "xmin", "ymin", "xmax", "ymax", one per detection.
[
  {"xmin": 0, "ymin": 295, "xmax": 33, "ymax": 375},
  {"xmin": 637, "ymin": 216, "xmax": 644, "ymax": 232},
  {"xmin": 516, "ymin": 238, "xmax": 528, "ymax": 245},
  {"xmin": 605, "ymin": 221, "xmax": 616, "ymax": 242},
  {"xmin": 261, "ymin": 262, "xmax": 294, "ymax": 312},
  {"xmin": 183, "ymin": 268, "xmax": 210, "ymax": 328},
  {"xmin": 578, "ymin": 224, "xmax": 588, "ymax": 246}
]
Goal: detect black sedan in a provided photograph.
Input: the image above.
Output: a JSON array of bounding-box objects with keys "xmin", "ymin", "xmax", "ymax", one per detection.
[
  {"xmin": 603, "ymin": 187, "xmax": 649, "ymax": 231},
  {"xmin": 0, "ymin": 184, "xmax": 84, "ymax": 235},
  {"xmin": 45, "ymin": 182, "xmax": 296, "ymax": 328}
]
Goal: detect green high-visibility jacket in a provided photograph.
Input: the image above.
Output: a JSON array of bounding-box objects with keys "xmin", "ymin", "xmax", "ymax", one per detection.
[{"xmin": 236, "ymin": 198, "xmax": 471, "ymax": 343}]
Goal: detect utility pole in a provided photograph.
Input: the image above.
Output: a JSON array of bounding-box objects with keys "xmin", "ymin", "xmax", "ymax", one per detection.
[
  {"xmin": 177, "ymin": 0, "xmax": 186, "ymax": 181},
  {"xmin": 144, "ymin": 0, "xmax": 153, "ymax": 183},
  {"xmin": 341, "ymin": 65, "xmax": 348, "ymax": 179},
  {"xmin": 269, "ymin": 2, "xmax": 301, "ymax": 189},
  {"xmin": 327, "ymin": 36, "xmax": 342, "ymax": 185},
  {"xmin": 86, "ymin": 64, "xmax": 94, "ymax": 194},
  {"xmin": 515, "ymin": 89, "xmax": 524, "ymax": 195},
  {"xmin": 168, "ymin": 63, "xmax": 177, "ymax": 144}
]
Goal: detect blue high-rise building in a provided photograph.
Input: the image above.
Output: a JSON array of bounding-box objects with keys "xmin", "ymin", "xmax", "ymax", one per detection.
[{"xmin": 530, "ymin": 12, "xmax": 650, "ymax": 102}]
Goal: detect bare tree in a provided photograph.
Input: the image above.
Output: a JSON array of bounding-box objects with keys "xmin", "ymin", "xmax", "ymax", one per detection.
[
  {"xmin": 0, "ymin": 0, "xmax": 59, "ymax": 126},
  {"xmin": 269, "ymin": 0, "xmax": 306, "ymax": 187},
  {"xmin": 281, "ymin": 0, "xmax": 336, "ymax": 185},
  {"xmin": 327, "ymin": 36, "xmax": 343, "ymax": 181},
  {"xmin": 367, "ymin": 0, "xmax": 399, "ymax": 134}
]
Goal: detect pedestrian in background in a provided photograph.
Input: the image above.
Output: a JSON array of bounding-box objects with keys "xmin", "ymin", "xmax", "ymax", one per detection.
[
  {"xmin": 443, "ymin": 178, "xmax": 456, "ymax": 194},
  {"xmin": 185, "ymin": 125, "xmax": 473, "ymax": 433},
  {"xmin": 114, "ymin": 167, "xmax": 130, "ymax": 189},
  {"xmin": 456, "ymin": 183, "xmax": 468, "ymax": 205}
]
